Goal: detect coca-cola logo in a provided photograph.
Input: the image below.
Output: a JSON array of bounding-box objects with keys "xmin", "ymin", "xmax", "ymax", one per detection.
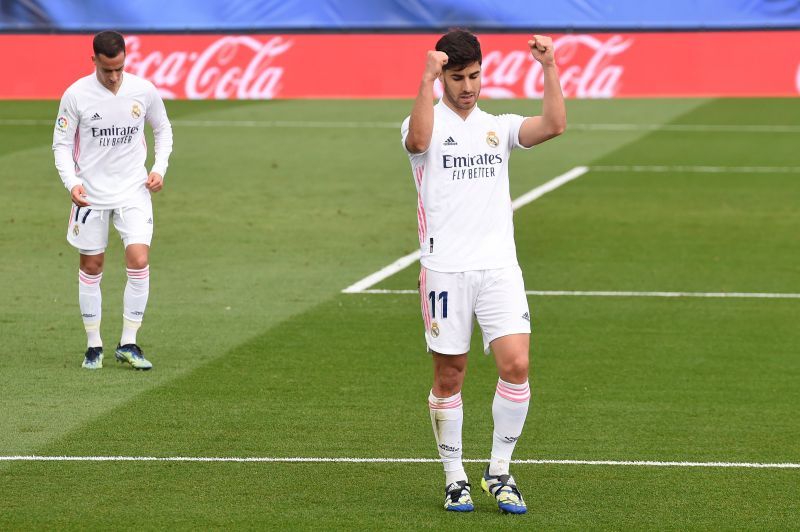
[
  {"xmin": 796, "ymin": 62, "xmax": 800, "ymax": 94},
  {"xmin": 125, "ymin": 35, "xmax": 292, "ymax": 99},
  {"xmin": 435, "ymin": 35, "xmax": 632, "ymax": 99}
]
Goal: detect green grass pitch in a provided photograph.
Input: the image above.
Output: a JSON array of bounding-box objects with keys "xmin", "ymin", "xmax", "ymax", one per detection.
[{"xmin": 0, "ymin": 97, "xmax": 798, "ymax": 529}]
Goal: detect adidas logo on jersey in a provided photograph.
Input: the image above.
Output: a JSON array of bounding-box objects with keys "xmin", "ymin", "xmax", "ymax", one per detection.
[
  {"xmin": 443, "ymin": 136, "xmax": 457, "ymax": 146},
  {"xmin": 91, "ymin": 113, "xmax": 102, "ymax": 120},
  {"xmin": 521, "ymin": 312, "xmax": 530, "ymax": 322}
]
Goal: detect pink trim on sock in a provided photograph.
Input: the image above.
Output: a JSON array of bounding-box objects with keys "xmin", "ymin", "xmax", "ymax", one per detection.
[
  {"xmin": 429, "ymin": 398, "xmax": 462, "ymax": 410},
  {"xmin": 496, "ymin": 380, "xmax": 531, "ymax": 403},
  {"xmin": 78, "ymin": 270, "xmax": 102, "ymax": 285},
  {"xmin": 428, "ymin": 393, "xmax": 463, "ymax": 410},
  {"xmin": 126, "ymin": 266, "xmax": 150, "ymax": 279}
]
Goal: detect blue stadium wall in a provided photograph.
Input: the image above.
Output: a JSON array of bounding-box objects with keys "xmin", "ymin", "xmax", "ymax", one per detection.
[{"xmin": 2, "ymin": 0, "xmax": 800, "ymax": 31}]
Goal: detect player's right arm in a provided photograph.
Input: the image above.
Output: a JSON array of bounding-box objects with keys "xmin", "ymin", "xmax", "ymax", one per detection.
[
  {"xmin": 404, "ymin": 51, "xmax": 448, "ymax": 154},
  {"xmin": 52, "ymin": 90, "xmax": 89, "ymax": 206}
]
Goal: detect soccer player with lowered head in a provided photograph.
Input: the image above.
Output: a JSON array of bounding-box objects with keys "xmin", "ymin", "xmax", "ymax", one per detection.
[
  {"xmin": 53, "ymin": 31, "xmax": 173, "ymax": 370},
  {"xmin": 401, "ymin": 30, "xmax": 565, "ymax": 513}
]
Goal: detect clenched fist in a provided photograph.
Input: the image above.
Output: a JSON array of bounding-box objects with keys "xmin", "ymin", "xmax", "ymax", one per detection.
[
  {"xmin": 528, "ymin": 35, "xmax": 555, "ymax": 66},
  {"xmin": 423, "ymin": 50, "xmax": 449, "ymax": 82}
]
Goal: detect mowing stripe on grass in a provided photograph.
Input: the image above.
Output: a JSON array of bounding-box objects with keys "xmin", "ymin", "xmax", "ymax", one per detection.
[
  {"xmin": 4, "ymin": 119, "xmax": 799, "ymax": 133},
  {"xmin": 571, "ymin": 123, "xmax": 800, "ymax": 134},
  {"xmin": 592, "ymin": 165, "xmax": 800, "ymax": 173},
  {"xmin": 341, "ymin": 166, "xmax": 589, "ymax": 294},
  {"xmin": 353, "ymin": 289, "xmax": 800, "ymax": 299},
  {"xmin": 1, "ymin": 456, "xmax": 798, "ymax": 468}
]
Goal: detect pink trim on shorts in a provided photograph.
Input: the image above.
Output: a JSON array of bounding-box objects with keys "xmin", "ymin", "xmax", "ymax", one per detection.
[{"xmin": 419, "ymin": 267, "xmax": 431, "ymax": 331}]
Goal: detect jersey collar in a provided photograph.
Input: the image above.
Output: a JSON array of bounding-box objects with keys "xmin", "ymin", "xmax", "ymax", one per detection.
[
  {"xmin": 436, "ymin": 99, "xmax": 480, "ymax": 123},
  {"xmin": 95, "ymin": 71, "xmax": 125, "ymax": 96}
]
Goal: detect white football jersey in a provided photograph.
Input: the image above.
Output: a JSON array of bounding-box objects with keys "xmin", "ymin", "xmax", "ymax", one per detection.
[
  {"xmin": 401, "ymin": 101, "xmax": 530, "ymax": 272},
  {"xmin": 53, "ymin": 72, "xmax": 173, "ymax": 210}
]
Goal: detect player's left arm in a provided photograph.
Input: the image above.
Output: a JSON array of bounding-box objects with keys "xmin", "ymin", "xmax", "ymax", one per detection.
[
  {"xmin": 517, "ymin": 35, "xmax": 566, "ymax": 148},
  {"xmin": 145, "ymin": 85, "xmax": 173, "ymax": 193}
]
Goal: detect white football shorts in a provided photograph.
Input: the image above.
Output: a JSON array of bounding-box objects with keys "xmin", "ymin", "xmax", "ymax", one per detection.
[
  {"xmin": 418, "ymin": 265, "xmax": 531, "ymax": 355},
  {"xmin": 66, "ymin": 196, "xmax": 154, "ymax": 254}
]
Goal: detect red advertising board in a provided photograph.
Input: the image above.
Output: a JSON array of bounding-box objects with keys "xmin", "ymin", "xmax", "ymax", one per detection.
[{"xmin": 0, "ymin": 32, "xmax": 797, "ymax": 99}]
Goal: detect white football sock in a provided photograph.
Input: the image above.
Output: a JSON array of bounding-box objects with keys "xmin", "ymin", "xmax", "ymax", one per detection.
[
  {"xmin": 121, "ymin": 266, "xmax": 149, "ymax": 345},
  {"xmin": 489, "ymin": 379, "xmax": 531, "ymax": 476},
  {"xmin": 429, "ymin": 390, "xmax": 467, "ymax": 485},
  {"xmin": 78, "ymin": 270, "xmax": 102, "ymax": 348}
]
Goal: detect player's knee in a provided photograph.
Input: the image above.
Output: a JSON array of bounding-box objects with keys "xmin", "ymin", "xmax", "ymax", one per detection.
[
  {"xmin": 81, "ymin": 264, "xmax": 103, "ymax": 275},
  {"xmin": 127, "ymin": 257, "xmax": 149, "ymax": 269},
  {"xmin": 434, "ymin": 366, "xmax": 465, "ymax": 395},
  {"xmin": 79, "ymin": 257, "xmax": 104, "ymax": 275},
  {"xmin": 498, "ymin": 356, "xmax": 529, "ymax": 382}
]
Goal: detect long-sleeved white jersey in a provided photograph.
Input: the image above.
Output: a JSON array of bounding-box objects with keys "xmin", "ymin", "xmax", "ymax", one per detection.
[{"xmin": 53, "ymin": 72, "xmax": 173, "ymax": 210}]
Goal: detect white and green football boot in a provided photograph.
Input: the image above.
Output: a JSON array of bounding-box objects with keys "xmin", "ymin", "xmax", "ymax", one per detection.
[
  {"xmin": 481, "ymin": 466, "xmax": 527, "ymax": 514},
  {"xmin": 81, "ymin": 346, "xmax": 104, "ymax": 370},
  {"xmin": 114, "ymin": 343, "xmax": 153, "ymax": 370},
  {"xmin": 443, "ymin": 480, "xmax": 474, "ymax": 512}
]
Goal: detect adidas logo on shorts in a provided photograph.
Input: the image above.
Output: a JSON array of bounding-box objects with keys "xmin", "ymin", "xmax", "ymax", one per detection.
[
  {"xmin": 521, "ymin": 312, "xmax": 530, "ymax": 322},
  {"xmin": 443, "ymin": 136, "xmax": 457, "ymax": 146}
]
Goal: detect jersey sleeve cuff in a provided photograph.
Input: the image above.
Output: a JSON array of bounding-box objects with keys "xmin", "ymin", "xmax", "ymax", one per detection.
[
  {"xmin": 150, "ymin": 166, "xmax": 167, "ymax": 178},
  {"xmin": 64, "ymin": 177, "xmax": 82, "ymax": 192}
]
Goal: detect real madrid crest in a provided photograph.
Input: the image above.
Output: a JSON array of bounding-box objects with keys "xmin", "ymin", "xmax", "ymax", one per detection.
[
  {"xmin": 486, "ymin": 131, "xmax": 500, "ymax": 148},
  {"xmin": 430, "ymin": 322, "xmax": 440, "ymax": 338},
  {"xmin": 131, "ymin": 103, "xmax": 141, "ymax": 119},
  {"xmin": 72, "ymin": 224, "xmax": 80, "ymax": 236}
]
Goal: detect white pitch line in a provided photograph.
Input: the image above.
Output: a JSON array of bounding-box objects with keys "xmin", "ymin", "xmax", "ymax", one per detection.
[
  {"xmin": 511, "ymin": 166, "xmax": 589, "ymax": 210},
  {"xmin": 592, "ymin": 165, "xmax": 800, "ymax": 174},
  {"xmin": 356, "ymin": 289, "xmax": 800, "ymax": 299},
  {"xmin": 527, "ymin": 290, "xmax": 800, "ymax": 299},
  {"xmin": 176, "ymin": 119, "xmax": 400, "ymax": 129},
  {"xmin": 0, "ymin": 118, "xmax": 401, "ymax": 129},
  {"xmin": 341, "ymin": 166, "xmax": 589, "ymax": 294},
  {"xmin": 1, "ymin": 456, "xmax": 797, "ymax": 468},
  {"xmin": 3, "ymin": 119, "xmax": 799, "ymax": 133},
  {"xmin": 341, "ymin": 251, "xmax": 421, "ymax": 294}
]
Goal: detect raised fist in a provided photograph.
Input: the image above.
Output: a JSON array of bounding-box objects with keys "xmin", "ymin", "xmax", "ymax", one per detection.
[
  {"xmin": 528, "ymin": 35, "xmax": 555, "ymax": 65},
  {"xmin": 424, "ymin": 50, "xmax": 449, "ymax": 81}
]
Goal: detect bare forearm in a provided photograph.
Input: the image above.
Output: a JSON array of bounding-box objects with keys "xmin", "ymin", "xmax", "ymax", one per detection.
[
  {"xmin": 540, "ymin": 63, "xmax": 566, "ymax": 135},
  {"xmin": 406, "ymin": 78, "xmax": 436, "ymax": 153}
]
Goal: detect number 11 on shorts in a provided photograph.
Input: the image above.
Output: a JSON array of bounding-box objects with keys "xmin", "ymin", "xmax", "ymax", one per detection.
[{"xmin": 428, "ymin": 291, "xmax": 448, "ymax": 319}]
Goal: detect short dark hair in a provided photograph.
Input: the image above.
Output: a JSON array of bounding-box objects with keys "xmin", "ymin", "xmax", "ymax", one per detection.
[
  {"xmin": 435, "ymin": 29, "xmax": 482, "ymax": 71},
  {"xmin": 93, "ymin": 31, "xmax": 126, "ymax": 58}
]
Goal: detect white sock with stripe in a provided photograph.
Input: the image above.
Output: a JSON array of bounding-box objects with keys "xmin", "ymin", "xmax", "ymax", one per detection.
[
  {"xmin": 489, "ymin": 379, "xmax": 531, "ymax": 476},
  {"xmin": 78, "ymin": 270, "xmax": 102, "ymax": 348},
  {"xmin": 429, "ymin": 391, "xmax": 467, "ymax": 485},
  {"xmin": 121, "ymin": 266, "xmax": 149, "ymax": 345}
]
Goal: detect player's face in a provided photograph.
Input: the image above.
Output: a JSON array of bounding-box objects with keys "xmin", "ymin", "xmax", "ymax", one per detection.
[
  {"xmin": 441, "ymin": 62, "xmax": 481, "ymax": 113},
  {"xmin": 93, "ymin": 52, "xmax": 125, "ymax": 93}
]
